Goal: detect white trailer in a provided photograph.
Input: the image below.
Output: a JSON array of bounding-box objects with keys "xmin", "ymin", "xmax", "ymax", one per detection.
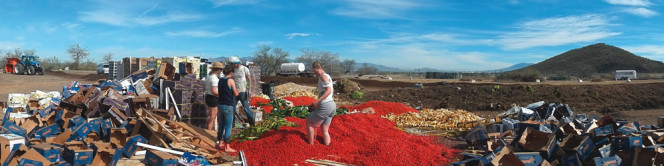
[
  {"xmin": 615, "ymin": 70, "xmax": 637, "ymax": 80},
  {"xmin": 277, "ymin": 63, "xmax": 313, "ymax": 77}
]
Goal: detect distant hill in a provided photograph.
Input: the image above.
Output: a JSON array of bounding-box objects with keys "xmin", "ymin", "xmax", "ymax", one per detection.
[
  {"xmin": 482, "ymin": 63, "xmax": 534, "ymax": 73},
  {"xmin": 515, "ymin": 43, "xmax": 664, "ymax": 75}
]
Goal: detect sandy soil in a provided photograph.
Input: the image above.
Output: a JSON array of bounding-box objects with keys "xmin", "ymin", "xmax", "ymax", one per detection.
[{"xmin": 0, "ymin": 70, "xmax": 105, "ymax": 101}]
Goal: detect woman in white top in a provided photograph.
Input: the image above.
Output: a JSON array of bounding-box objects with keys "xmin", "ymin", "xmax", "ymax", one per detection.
[
  {"xmin": 306, "ymin": 62, "xmax": 336, "ymax": 146},
  {"xmin": 205, "ymin": 62, "xmax": 224, "ymax": 130}
]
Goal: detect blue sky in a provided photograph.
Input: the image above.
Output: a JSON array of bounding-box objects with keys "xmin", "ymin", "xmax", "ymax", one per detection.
[{"xmin": 1, "ymin": 0, "xmax": 663, "ymax": 71}]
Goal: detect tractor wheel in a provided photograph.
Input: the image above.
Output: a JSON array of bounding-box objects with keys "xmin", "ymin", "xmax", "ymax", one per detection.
[
  {"xmin": 37, "ymin": 68, "xmax": 44, "ymax": 75},
  {"xmin": 14, "ymin": 63, "xmax": 24, "ymax": 75},
  {"xmin": 27, "ymin": 66, "xmax": 36, "ymax": 75}
]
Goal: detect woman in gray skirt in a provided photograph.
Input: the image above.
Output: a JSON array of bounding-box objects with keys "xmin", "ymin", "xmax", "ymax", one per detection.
[{"xmin": 306, "ymin": 62, "xmax": 337, "ymax": 146}]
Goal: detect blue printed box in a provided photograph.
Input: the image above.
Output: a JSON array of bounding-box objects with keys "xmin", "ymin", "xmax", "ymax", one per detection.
[
  {"xmin": 122, "ymin": 135, "xmax": 147, "ymax": 157},
  {"xmin": 62, "ymin": 141, "xmax": 94, "ymax": 165},
  {"xmin": 32, "ymin": 143, "xmax": 63, "ymax": 163}
]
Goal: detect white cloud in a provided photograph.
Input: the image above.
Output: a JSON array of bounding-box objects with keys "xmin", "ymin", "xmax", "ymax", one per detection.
[
  {"xmin": 208, "ymin": 0, "xmax": 260, "ymax": 7},
  {"xmin": 342, "ymin": 34, "xmax": 511, "ymax": 71},
  {"xmin": 62, "ymin": 22, "xmax": 82, "ymax": 31},
  {"xmin": 250, "ymin": 41, "xmax": 274, "ymax": 47},
  {"xmin": 165, "ymin": 29, "xmax": 242, "ymax": 38},
  {"xmin": 331, "ymin": 0, "xmax": 421, "ymax": 19},
  {"xmin": 0, "ymin": 41, "xmax": 26, "ymax": 50},
  {"xmin": 621, "ymin": 45, "xmax": 664, "ymax": 59},
  {"xmin": 78, "ymin": 2, "xmax": 203, "ymax": 27},
  {"xmin": 498, "ymin": 14, "xmax": 621, "ymax": 50},
  {"xmin": 284, "ymin": 33, "xmax": 320, "ymax": 39},
  {"xmin": 604, "ymin": 0, "xmax": 652, "ymax": 6},
  {"xmin": 623, "ymin": 7, "xmax": 658, "ymax": 17}
]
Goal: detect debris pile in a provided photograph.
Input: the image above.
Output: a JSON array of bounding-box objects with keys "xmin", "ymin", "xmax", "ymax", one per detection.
[
  {"xmin": 383, "ymin": 108, "xmax": 482, "ymax": 130},
  {"xmin": 340, "ymin": 101, "xmax": 419, "ymax": 116},
  {"xmin": 272, "ymin": 82, "xmax": 316, "ymax": 98},
  {"xmin": 0, "ymin": 58, "xmax": 263, "ymax": 165},
  {"xmin": 455, "ymin": 101, "xmax": 664, "ymax": 166}
]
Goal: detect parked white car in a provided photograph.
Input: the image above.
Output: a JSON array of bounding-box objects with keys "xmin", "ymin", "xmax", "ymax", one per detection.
[{"xmin": 97, "ymin": 63, "xmax": 109, "ymax": 74}]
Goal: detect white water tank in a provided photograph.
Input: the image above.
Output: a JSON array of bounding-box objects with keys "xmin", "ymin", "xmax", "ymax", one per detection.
[{"xmin": 280, "ymin": 63, "xmax": 305, "ymax": 74}]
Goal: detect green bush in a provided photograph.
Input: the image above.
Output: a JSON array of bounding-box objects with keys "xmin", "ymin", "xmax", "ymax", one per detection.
[
  {"xmin": 350, "ymin": 91, "xmax": 364, "ymax": 99},
  {"xmin": 496, "ymin": 69, "xmax": 543, "ymax": 82}
]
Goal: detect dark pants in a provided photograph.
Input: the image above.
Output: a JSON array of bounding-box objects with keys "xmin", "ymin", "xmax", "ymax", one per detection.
[{"xmin": 236, "ymin": 92, "xmax": 255, "ymax": 126}]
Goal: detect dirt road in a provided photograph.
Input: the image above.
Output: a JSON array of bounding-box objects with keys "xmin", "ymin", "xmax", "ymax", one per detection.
[{"xmin": 0, "ymin": 70, "xmax": 105, "ymax": 101}]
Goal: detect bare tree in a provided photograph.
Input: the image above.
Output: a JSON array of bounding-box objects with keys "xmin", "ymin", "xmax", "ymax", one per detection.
[
  {"xmin": 67, "ymin": 43, "xmax": 89, "ymax": 70},
  {"xmin": 252, "ymin": 45, "xmax": 290, "ymax": 76},
  {"xmin": 5, "ymin": 48, "xmax": 24, "ymax": 58},
  {"xmin": 43, "ymin": 56, "xmax": 63, "ymax": 70},
  {"xmin": 296, "ymin": 49, "xmax": 340, "ymax": 72},
  {"xmin": 103, "ymin": 52, "xmax": 114, "ymax": 63},
  {"xmin": 357, "ymin": 64, "xmax": 378, "ymax": 75},
  {"xmin": 341, "ymin": 59, "xmax": 356, "ymax": 74}
]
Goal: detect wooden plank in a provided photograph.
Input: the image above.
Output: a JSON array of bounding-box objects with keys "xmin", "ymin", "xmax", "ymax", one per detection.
[{"xmin": 305, "ymin": 159, "xmax": 352, "ymax": 166}]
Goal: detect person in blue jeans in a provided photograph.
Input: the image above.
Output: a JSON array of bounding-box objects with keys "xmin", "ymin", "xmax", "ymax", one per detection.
[
  {"xmin": 217, "ymin": 65, "xmax": 239, "ymax": 153},
  {"xmin": 229, "ymin": 56, "xmax": 255, "ymax": 126}
]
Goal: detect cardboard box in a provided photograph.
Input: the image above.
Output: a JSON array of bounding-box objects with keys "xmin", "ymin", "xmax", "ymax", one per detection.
[
  {"xmin": 491, "ymin": 146, "xmax": 524, "ymax": 166},
  {"xmin": 561, "ymin": 135, "xmax": 595, "ymax": 161},
  {"xmin": 597, "ymin": 144, "xmax": 613, "ymax": 158},
  {"xmin": 145, "ymin": 150, "xmax": 179, "ymax": 166},
  {"xmin": 2, "ymin": 121, "xmax": 27, "ymax": 136},
  {"xmin": 50, "ymin": 161, "xmax": 71, "ymax": 166},
  {"xmin": 68, "ymin": 116, "xmax": 86, "ymax": 130},
  {"xmin": 109, "ymin": 128, "xmax": 127, "ymax": 148},
  {"xmin": 32, "ymin": 143, "xmax": 63, "ymax": 163},
  {"xmin": 62, "ymin": 141, "xmax": 94, "ymax": 165},
  {"xmin": 518, "ymin": 127, "xmax": 550, "ymax": 152},
  {"xmin": 561, "ymin": 154, "xmax": 581, "ymax": 166},
  {"xmin": 37, "ymin": 106, "xmax": 54, "ymax": 119},
  {"xmin": 612, "ymin": 136, "xmax": 642, "ymax": 151},
  {"xmin": 92, "ymin": 151, "xmax": 114, "ymax": 166},
  {"xmin": 122, "ymin": 135, "xmax": 147, "ymax": 157},
  {"xmin": 18, "ymin": 158, "xmax": 45, "ymax": 166},
  {"xmin": 109, "ymin": 148, "xmax": 123, "ymax": 166},
  {"xmin": 68, "ymin": 122, "xmax": 93, "ymax": 141},
  {"xmin": 514, "ymin": 152, "xmax": 543, "ymax": 166},
  {"xmin": 52, "ymin": 129, "xmax": 72, "ymax": 146},
  {"xmin": 593, "ymin": 156, "xmax": 622, "ymax": 166},
  {"xmin": 252, "ymin": 110, "xmax": 263, "ymax": 122},
  {"xmin": 4, "ymin": 144, "xmax": 52, "ymax": 166},
  {"xmin": 593, "ymin": 125, "xmax": 614, "ymax": 137},
  {"xmin": 0, "ymin": 133, "xmax": 26, "ymax": 164},
  {"xmin": 103, "ymin": 98, "xmax": 129, "ymax": 112},
  {"xmin": 34, "ymin": 124, "xmax": 59, "ymax": 139}
]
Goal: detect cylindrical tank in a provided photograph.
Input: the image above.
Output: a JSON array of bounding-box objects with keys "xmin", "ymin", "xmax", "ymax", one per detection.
[{"xmin": 280, "ymin": 63, "xmax": 305, "ymax": 73}]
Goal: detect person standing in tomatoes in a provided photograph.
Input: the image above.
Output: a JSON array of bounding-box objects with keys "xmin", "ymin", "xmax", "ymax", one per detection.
[
  {"xmin": 306, "ymin": 62, "xmax": 336, "ymax": 146},
  {"xmin": 205, "ymin": 62, "xmax": 224, "ymax": 131},
  {"xmin": 217, "ymin": 65, "xmax": 239, "ymax": 152}
]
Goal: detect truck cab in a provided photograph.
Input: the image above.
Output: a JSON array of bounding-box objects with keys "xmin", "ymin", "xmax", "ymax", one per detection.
[{"xmin": 97, "ymin": 63, "xmax": 109, "ymax": 74}]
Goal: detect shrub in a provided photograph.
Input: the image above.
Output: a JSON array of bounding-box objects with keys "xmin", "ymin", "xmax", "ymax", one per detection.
[
  {"xmin": 350, "ymin": 91, "xmax": 364, "ymax": 99},
  {"xmin": 496, "ymin": 69, "xmax": 543, "ymax": 82}
]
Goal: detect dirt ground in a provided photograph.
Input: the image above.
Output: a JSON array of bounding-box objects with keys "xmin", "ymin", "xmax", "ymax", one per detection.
[
  {"xmin": 262, "ymin": 76, "xmax": 664, "ymax": 125},
  {"xmin": 0, "ymin": 70, "xmax": 106, "ymax": 102}
]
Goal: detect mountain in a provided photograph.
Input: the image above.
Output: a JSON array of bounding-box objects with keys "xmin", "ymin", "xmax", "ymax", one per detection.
[
  {"xmin": 483, "ymin": 63, "xmax": 534, "ymax": 73},
  {"xmin": 515, "ymin": 43, "xmax": 664, "ymax": 75},
  {"xmin": 353, "ymin": 63, "xmax": 401, "ymax": 72}
]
